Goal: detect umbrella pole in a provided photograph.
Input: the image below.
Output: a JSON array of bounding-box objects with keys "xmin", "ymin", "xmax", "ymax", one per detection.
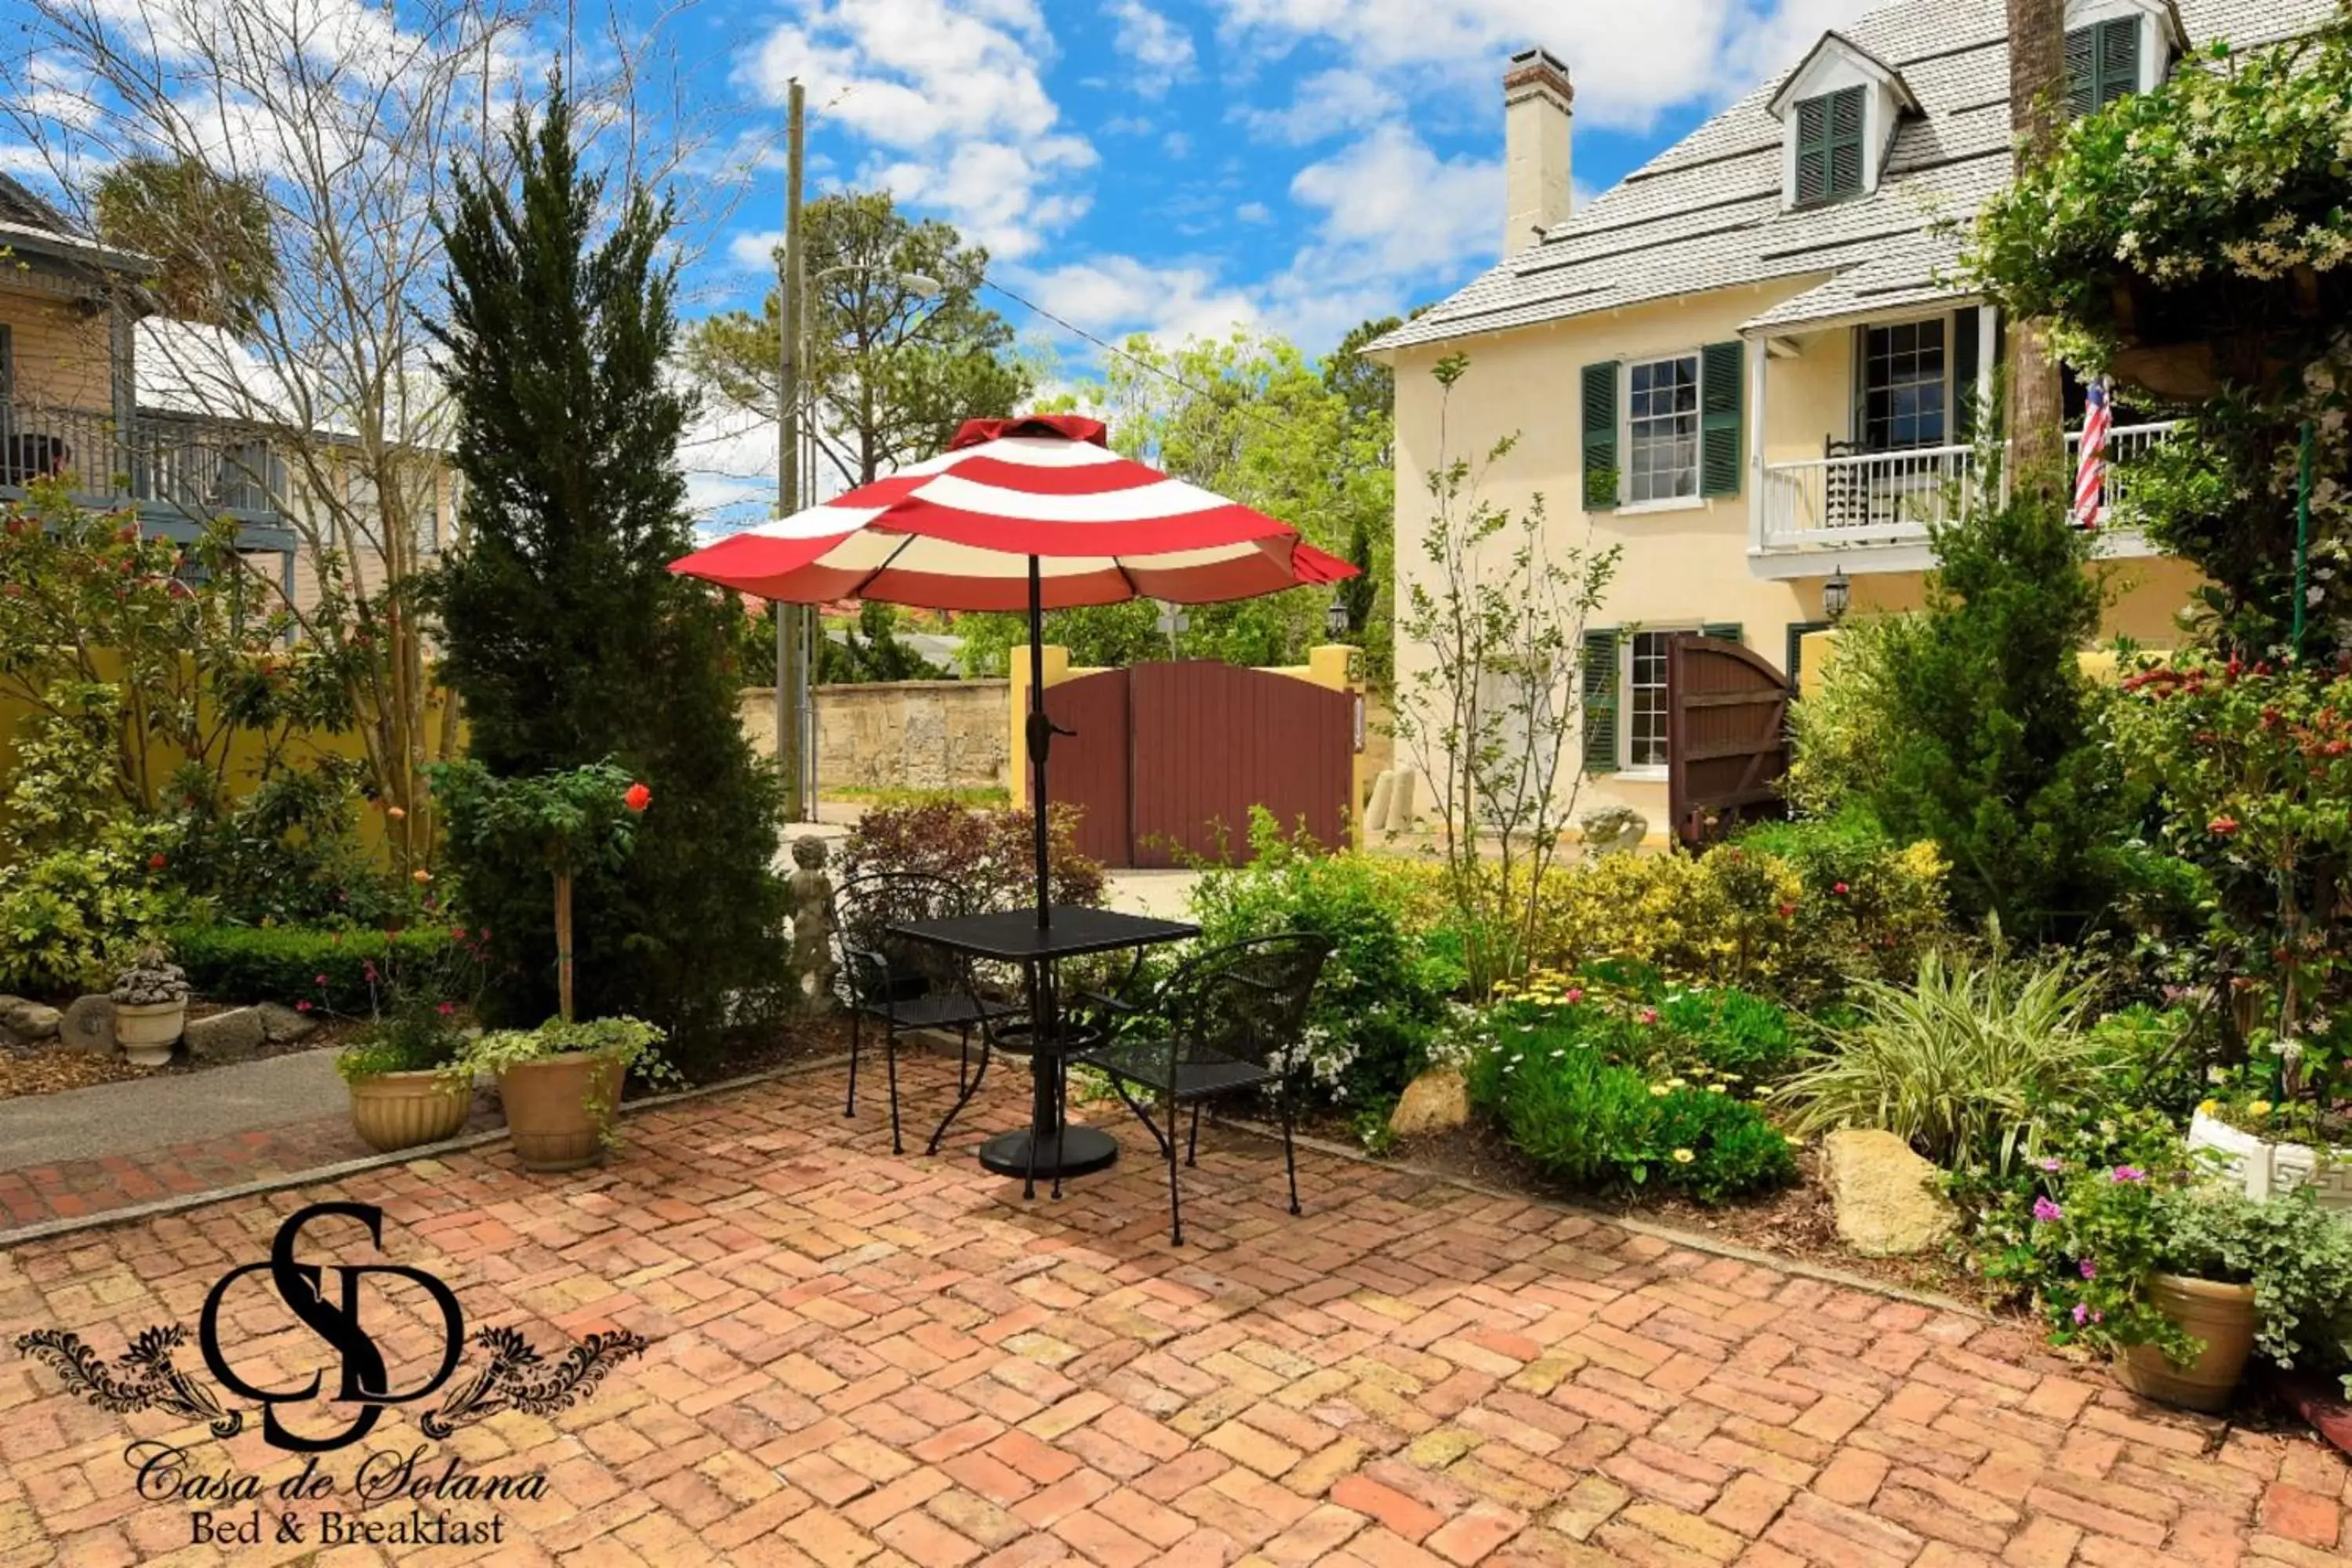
[{"xmin": 1028, "ymin": 554, "xmax": 1051, "ymax": 929}]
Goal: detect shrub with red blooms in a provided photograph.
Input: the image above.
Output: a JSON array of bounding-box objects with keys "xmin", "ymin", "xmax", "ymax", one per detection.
[
  {"xmin": 2113, "ymin": 652, "xmax": 2352, "ymax": 1103},
  {"xmin": 839, "ymin": 797, "xmax": 1107, "ymax": 913}
]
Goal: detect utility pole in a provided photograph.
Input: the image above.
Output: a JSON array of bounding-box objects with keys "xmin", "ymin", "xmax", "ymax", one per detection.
[{"xmin": 775, "ymin": 78, "xmax": 808, "ymax": 820}]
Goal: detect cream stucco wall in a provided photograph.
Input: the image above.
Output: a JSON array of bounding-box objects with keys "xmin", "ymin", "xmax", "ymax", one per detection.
[{"xmin": 1388, "ymin": 283, "xmax": 2198, "ymax": 837}]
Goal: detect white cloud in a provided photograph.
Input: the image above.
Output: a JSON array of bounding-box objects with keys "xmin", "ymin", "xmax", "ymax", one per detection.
[
  {"xmin": 1161, "ymin": 130, "xmax": 1192, "ymax": 160},
  {"xmin": 1104, "ymin": 0, "xmax": 1198, "ymax": 98},
  {"xmin": 1235, "ymin": 200, "xmax": 1272, "ymax": 223},
  {"xmin": 1232, "ymin": 67, "xmax": 1398, "ymax": 145},
  {"xmin": 737, "ymin": 0, "xmax": 1095, "ymax": 260},
  {"xmin": 1004, "ymin": 253, "xmax": 1261, "ymax": 345},
  {"xmin": 1285, "ymin": 122, "xmax": 1498, "ymax": 284},
  {"xmin": 1207, "ymin": 0, "xmax": 1876, "ymax": 134}
]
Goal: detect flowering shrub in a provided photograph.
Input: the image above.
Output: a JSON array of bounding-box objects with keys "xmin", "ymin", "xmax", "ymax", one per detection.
[
  {"xmin": 2111, "ymin": 654, "xmax": 2352, "ymax": 1109},
  {"xmin": 1462, "ymin": 1000, "xmax": 1795, "ymax": 1203},
  {"xmin": 329, "ymin": 924, "xmax": 496, "ymax": 1081},
  {"xmin": 1520, "ymin": 818, "xmax": 1945, "ymax": 1007},
  {"xmin": 1190, "ymin": 812, "xmax": 1459, "ymax": 1107},
  {"xmin": 840, "ymin": 796, "xmax": 1108, "ymax": 911}
]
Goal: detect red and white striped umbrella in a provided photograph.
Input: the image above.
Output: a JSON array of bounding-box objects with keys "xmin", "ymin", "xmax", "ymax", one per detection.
[{"xmin": 669, "ymin": 412, "xmax": 1354, "ymax": 610}]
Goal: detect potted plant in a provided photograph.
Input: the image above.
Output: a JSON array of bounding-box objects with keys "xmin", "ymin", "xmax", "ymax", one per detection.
[
  {"xmin": 445, "ymin": 1016, "xmax": 681, "ymax": 1171},
  {"xmin": 111, "ymin": 946, "xmax": 189, "ymax": 1067},
  {"xmin": 2034, "ymin": 1160, "xmax": 2352, "ymax": 1411},
  {"xmin": 332, "ymin": 928, "xmax": 493, "ymax": 1152}
]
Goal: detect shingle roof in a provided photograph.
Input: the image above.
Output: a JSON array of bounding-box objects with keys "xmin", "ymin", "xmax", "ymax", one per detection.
[{"xmin": 1369, "ymin": 0, "xmax": 2340, "ymax": 353}]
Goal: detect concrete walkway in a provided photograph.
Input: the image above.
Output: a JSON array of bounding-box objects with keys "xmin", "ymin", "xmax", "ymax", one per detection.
[{"xmin": 0, "ymin": 1047, "xmax": 347, "ymax": 1171}]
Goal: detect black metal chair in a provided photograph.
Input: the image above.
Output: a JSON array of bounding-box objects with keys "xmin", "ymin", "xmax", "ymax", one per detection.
[
  {"xmin": 1071, "ymin": 934, "xmax": 1331, "ymax": 1245},
  {"xmin": 831, "ymin": 871, "xmax": 1024, "ymax": 1154}
]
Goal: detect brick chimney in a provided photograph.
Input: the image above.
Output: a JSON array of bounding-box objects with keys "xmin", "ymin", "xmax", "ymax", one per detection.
[{"xmin": 1504, "ymin": 47, "xmax": 1573, "ymax": 258}]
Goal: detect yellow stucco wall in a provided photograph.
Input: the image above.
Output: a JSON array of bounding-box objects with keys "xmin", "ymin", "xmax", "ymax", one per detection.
[{"xmin": 1387, "ymin": 286, "xmax": 2200, "ymax": 836}]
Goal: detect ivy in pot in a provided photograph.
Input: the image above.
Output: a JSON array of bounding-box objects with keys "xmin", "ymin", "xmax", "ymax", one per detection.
[
  {"xmin": 2024, "ymin": 1154, "xmax": 2352, "ymax": 1411},
  {"xmin": 442, "ymin": 1016, "xmax": 684, "ymax": 1171}
]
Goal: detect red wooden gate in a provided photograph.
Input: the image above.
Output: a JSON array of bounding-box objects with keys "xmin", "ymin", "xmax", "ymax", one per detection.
[
  {"xmin": 1041, "ymin": 668, "xmax": 1131, "ymax": 866},
  {"xmin": 1129, "ymin": 662, "xmax": 1353, "ymax": 868},
  {"xmin": 1665, "ymin": 634, "xmax": 1791, "ymax": 848},
  {"xmin": 1035, "ymin": 661, "xmax": 1356, "ymax": 869}
]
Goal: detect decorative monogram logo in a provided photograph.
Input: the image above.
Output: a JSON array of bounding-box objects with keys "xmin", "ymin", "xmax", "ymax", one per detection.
[{"xmin": 16, "ymin": 1201, "xmax": 649, "ymax": 1452}]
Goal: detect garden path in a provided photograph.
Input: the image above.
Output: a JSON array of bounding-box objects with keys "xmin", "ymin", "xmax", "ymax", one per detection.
[
  {"xmin": 0, "ymin": 1047, "xmax": 357, "ymax": 1169},
  {"xmin": 1, "ymin": 1056, "xmax": 2343, "ymax": 1567}
]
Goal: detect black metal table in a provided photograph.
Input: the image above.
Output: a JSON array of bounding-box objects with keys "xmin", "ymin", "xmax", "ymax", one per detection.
[{"xmin": 886, "ymin": 905, "xmax": 1198, "ymax": 1190}]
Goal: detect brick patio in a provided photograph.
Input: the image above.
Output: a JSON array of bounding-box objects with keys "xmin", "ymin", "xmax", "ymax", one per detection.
[{"xmin": 0, "ymin": 1056, "xmax": 2344, "ymax": 1567}]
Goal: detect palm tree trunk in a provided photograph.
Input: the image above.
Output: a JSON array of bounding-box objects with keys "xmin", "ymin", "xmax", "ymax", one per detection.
[{"xmin": 2006, "ymin": 0, "xmax": 2069, "ymax": 494}]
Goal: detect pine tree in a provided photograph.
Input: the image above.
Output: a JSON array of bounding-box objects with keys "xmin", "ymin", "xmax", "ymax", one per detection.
[{"xmin": 427, "ymin": 80, "xmax": 786, "ymax": 1060}]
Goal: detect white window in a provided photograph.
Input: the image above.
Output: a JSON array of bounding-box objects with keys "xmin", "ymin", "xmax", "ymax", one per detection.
[
  {"xmin": 1626, "ymin": 630, "xmax": 1675, "ymax": 770},
  {"xmin": 1626, "ymin": 355, "xmax": 1700, "ymax": 504}
]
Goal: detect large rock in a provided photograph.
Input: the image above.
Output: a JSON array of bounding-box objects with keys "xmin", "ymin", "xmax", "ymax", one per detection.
[
  {"xmin": 1824, "ymin": 1128, "xmax": 1958, "ymax": 1257},
  {"xmin": 58, "ymin": 995, "xmax": 117, "ymax": 1055},
  {"xmin": 2, "ymin": 999, "xmax": 60, "ymax": 1040},
  {"xmin": 1389, "ymin": 1069, "xmax": 1471, "ymax": 1140},
  {"xmin": 254, "ymin": 1002, "xmax": 318, "ymax": 1045},
  {"xmin": 183, "ymin": 1006, "xmax": 269, "ymax": 1064}
]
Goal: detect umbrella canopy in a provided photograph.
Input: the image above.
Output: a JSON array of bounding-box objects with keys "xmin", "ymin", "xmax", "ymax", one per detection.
[{"xmin": 669, "ymin": 413, "xmax": 1354, "ymax": 611}]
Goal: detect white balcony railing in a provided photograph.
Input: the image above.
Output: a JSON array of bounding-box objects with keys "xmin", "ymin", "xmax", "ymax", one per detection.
[{"xmin": 1755, "ymin": 421, "xmax": 2178, "ymax": 554}]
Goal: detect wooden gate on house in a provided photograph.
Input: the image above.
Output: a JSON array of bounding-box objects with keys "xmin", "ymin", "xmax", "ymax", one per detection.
[
  {"xmin": 1040, "ymin": 661, "xmax": 1355, "ymax": 869},
  {"xmin": 1665, "ymin": 634, "xmax": 1791, "ymax": 848}
]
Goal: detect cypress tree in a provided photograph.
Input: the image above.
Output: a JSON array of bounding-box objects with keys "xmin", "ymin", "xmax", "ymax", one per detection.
[{"xmin": 427, "ymin": 80, "xmax": 786, "ymax": 1060}]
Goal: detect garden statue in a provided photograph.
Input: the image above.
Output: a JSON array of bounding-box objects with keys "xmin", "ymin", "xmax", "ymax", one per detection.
[
  {"xmin": 786, "ymin": 835, "xmax": 838, "ymax": 1011},
  {"xmin": 1579, "ymin": 804, "xmax": 1648, "ymax": 862}
]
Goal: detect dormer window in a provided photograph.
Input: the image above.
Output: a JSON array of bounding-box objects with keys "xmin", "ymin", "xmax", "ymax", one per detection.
[
  {"xmin": 1794, "ymin": 89, "xmax": 1866, "ymax": 205},
  {"xmin": 2062, "ymin": 0, "xmax": 2180, "ymax": 118},
  {"xmin": 1768, "ymin": 33, "xmax": 1919, "ymax": 212}
]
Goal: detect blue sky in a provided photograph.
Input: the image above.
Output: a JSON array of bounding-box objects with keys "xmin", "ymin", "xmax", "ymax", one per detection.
[{"xmin": 673, "ymin": 0, "xmax": 1874, "ymax": 361}]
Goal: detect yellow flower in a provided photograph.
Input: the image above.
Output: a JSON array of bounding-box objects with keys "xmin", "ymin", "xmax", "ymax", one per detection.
[
  {"xmin": 2198, "ymin": 1098, "xmax": 2221, "ymax": 1117},
  {"xmin": 1665, "ymin": 1076, "xmax": 1687, "ymax": 1089},
  {"xmin": 1649, "ymin": 1084, "xmax": 1671, "ymax": 1097},
  {"xmin": 1706, "ymin": 1083, "xmax": 1729, "ymax": 1094},
  {"xmin": 2248, "ymin": 1100, "xmax": 2274, "ymax": 1116},
  {"xmin": 1671, "ymin": 1149, "xmax": 1696, "ymax": 1164},
  {"xmin": 1783, "ymin": 1134, "xmax": 1804, "ymax": 1148}
]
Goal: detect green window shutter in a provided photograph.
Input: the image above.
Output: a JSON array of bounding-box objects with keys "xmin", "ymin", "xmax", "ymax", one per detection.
[
  {"xmin": 1952, "ymin": 308, "xmax": 1980, "ymax": 440},
  {"xmin": 1827, "ymin": 87, "xmax": 1866, "ymax": 198},
  {"xmin": 2066, "ymin": 27, "xmax": 2098, "ymax": 118},
  {"xmin": 1581, "ymin": 361, "xmax": 1619, "ymax": 511},
  {"xmin": 1794, "ymin": 96, "xmax": 1829, "ymax": 205},
  {"xmin": 1701, "ymin": 622, "xmax": 1744, "ymax": 644},
  {"xmin": 1700, "ymin": 340, "xmax": 1744, "ymax": 498},
  {"xmin": 2097, "ymin": 18, "xmax": 2140, "ymax": 110},
  {"xmin": 1581, "ymin": 629, "xmax": 1620, "ymax": 773}
]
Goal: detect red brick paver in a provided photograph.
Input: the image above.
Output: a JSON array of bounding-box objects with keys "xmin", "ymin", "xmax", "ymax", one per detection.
[{"xmin": 0, "ymin": 1056, "xmax": 2343, "ymax": 1566}]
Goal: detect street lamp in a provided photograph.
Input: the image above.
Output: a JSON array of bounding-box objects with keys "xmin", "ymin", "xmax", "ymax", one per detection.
[
  {"xmin": 1325, "ymin": 590, "xmax": 1352, "ymax": 639},
  {"xmin": 1822, "ymin": 564, "xmax": 1851, "ymax": 623}
]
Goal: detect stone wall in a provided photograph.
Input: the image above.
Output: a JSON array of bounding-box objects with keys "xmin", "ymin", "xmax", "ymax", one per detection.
[{"xmin": 742, "ymin": 680, "xmax": 1011, "ymax": 794}]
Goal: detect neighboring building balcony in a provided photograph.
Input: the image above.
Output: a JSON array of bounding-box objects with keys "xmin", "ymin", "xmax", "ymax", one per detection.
[
  {"xmin": 0, "ymin": 398, "xmax": 295, "ymax": 549},
  {"xmin": 1750, "ymin": 421, "xmax": 2176, "ymax": 574}
]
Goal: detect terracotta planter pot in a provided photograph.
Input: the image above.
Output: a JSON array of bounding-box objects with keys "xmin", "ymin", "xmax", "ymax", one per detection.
[
  {"xmin": 114, "ymin": 1000, "xmax": 184, "ymax": 1067},
  {"xmin": 347, "ymin": 1069, "xmax": 471, "ymax": 1153},
  {"xmin": 2115, "ymin": 1272, "xmax": 2259, "ymax": 1413},
  {"xmin": 497, "ymin": 1051, "xmax": 623, "ymax": 1173}
]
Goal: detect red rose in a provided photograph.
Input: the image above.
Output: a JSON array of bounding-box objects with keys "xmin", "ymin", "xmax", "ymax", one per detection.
[
  {"xmin": 296, "ymin": 1000, "xmax": 313, "ymax": 1013},
  {"xmin": 1777, "ymin": 902, "xmax": 1797, "ymax": 918},
  {"xmin": 624, "ymin": 782, "xmax": 652, "ymax": 812},
  {"xmin": 147, "ymin": 853, "xmax": 167, "ymax": 870},
  {"xmin": 1832, "ymin": 881, "xmax": 1849, "ymax": 895},
  {"xmin": 2209, "ymin": 816, "xmax": 2240, "ymax": 836}
]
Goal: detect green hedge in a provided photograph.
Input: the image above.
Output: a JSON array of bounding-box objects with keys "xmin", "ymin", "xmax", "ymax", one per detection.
[{"xmin": 169, "ymin": 924, "xmax": 455, "ymax": 1012}]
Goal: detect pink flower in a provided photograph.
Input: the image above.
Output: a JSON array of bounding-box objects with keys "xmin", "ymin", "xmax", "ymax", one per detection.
[
  {"xmin": 2071, "ymin": 1303, "xmax": 2103, "ymax": 1326},
  {"xmin": 1831, "ymin": 881, "xmax": 1849, "ymax": 895},
  {"xmin": 2079, "ymin": 1258, "xmax": 2098, "ymax": 1279},
  {"xmin": 1638, "ymin": 1007, "xmax": 1659, "ymax": 1025},
  {"xmin": 437, "ymin": 1002, "xmax": 455, "ymax": 1017},
  {"xmin": 2033, "ymin": 1197, "xmax": 2063, "ymax": 1224},
  {"xmin": 2110, "ymin": 1166, "xmax": 2148, "ymax": 1184},
  {"xmin": 2037, "ymin": 1157, "xmax": 2063, "ymax": 1173},
  {"xmin": 296, "ymin": 1000, "xmax": 313, "ymax": 1013},
  {"xmin": 314, "ymin": 974, "xmax": 329, "ymax": 986},
  {"xmin": 1564, "ymin": 987, "xmax": 1584, "ymax": 1004}
]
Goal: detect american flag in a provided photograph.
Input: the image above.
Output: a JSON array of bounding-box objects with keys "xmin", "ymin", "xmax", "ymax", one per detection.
[{"xmin": 2074, "ymin": 379, "xmax": 2112, "ymax": 530}]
